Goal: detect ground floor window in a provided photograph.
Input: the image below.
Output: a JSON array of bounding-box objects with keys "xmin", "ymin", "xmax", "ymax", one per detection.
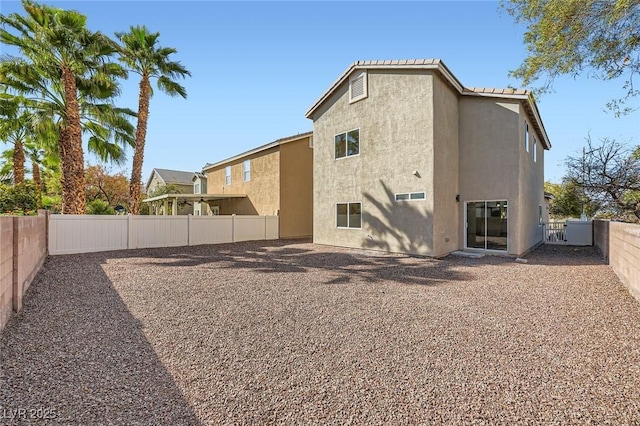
[{"xmin": 336, "ymin": 202, "xmax": 361, "ymax": 228}]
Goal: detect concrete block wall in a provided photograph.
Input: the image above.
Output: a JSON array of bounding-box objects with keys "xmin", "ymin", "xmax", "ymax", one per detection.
[
  {"xmin": 609, "ymin": 221, "xmax": 640, "ymax": 302},
  {"xmin": 0, "ymin": 213, "xmax": 48, "ymax": 333},
  {"xmin": 0, "ymin": 217, "xmax": 13, "ymax": 332},
  {"xmin": 593, "ymin": 220, "xmax": 609, "ymax": 262}
]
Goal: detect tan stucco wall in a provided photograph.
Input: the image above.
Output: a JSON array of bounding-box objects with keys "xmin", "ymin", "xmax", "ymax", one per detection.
[
  {"xmin": 517, "ymin": 106, "xmax": 545, "ymax": 255},
  {"xmin": 279, "ymin": 137, "xmax": 313, "ymax": 238},
  {"xmin": 458, "ymin": 98, "xmax": 545, "ymax": 256},
  {"xmin": 312, "ymin": 70, "xmax": 435, "ymax": 255},
  {"xmin": 432, "ymin": 74, "xmax": 460, "ymax": 256},
  {"xmin": 458, "ymin": 98, "xmax": 521, "ymax": 254},
  {"xmin": 205, "ymin": 147, "xmax": 280, "ymax": 216}
]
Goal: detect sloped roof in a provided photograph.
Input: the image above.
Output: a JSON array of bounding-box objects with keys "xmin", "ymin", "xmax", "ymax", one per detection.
[
  {"xmin": 147, "ymin": 168, "xmax": 197, "ymax": 189},
  {"xmin": 202, "ymin": 131, "xmax": 312, "ymax": 172},
  {"xmin": 305, "ymin": 59, "xmax": 551, "ymax": 150}
]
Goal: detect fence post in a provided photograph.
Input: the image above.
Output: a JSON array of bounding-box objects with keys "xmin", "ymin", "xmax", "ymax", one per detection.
[
  {"xmin": 188, "ymin": 214, "xmax": 192, "ymax": 246},
  {"xmin": 232, "ymin": 214, "xmax": 235, "ymax": 243},
  {"xmin": 127, "ymin": 214, "xmax": 133, "ymax": 250}
]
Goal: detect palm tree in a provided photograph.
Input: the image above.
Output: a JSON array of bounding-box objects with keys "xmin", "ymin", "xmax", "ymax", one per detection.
[
  {"xmin": 0, "ymin": 99, "xmax": 31, "ymax": 184},
  {"xmin": 0, "ymin": 0, "xmax": 133, "ymax": 214},
  {"xmin": 117, "ymin": 26, "xmax": 191, "ymax": 214}
]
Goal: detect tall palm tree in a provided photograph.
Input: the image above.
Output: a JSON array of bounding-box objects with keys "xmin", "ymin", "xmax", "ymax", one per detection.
[
  {"xmin": 0, "ymin": 98, "xmax": 31, "ymax": 184},
  {"xmin": 117, "ymin": 26, "xmax": 191, "ymax": 214},
  {"xmin": 0, "ymin": 0, "xmax": 133, "ymax": 214}
]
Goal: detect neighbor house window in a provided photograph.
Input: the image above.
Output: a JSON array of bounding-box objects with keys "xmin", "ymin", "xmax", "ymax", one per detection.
[
  {"xmin": 524, "ymin": 122, "xmax": 529, "ymax": 152},
  {"xmin": 335, "ymin": 129, "xmax": 360, "ymax": 159},
  {"xmin": 395, "ymin": 192, "xmax": 426, "ymax": 201},
  {"xmin": 533, "ymin": 136, "xmax": 537, "ymax": 162},
  {"xmin": 225, "ymin": 166, "xmax": 231, "ymax": 185},
  {"xmin": 243, "ymin": 159, "xmax": 251, "ymax": 181},
  {"xmin": 349, "ymin": 71, "xmax": 367, "ymax": 103},
  {"xmin": 336, "ymin": 202, "xmax": 361, "ymax": 229},
  {"xmin": 539, "ymin": 205, "xmax": 543, "ymax": 225},
  {"xmin": 194, "ymin": 183, "xmax": 200, "ymax": 194}
]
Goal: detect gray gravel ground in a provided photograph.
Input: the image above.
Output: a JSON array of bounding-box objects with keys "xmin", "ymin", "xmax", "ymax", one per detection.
[{"xmin": 1, "ymin": 240, "xmax": 640, "ymax": 425}]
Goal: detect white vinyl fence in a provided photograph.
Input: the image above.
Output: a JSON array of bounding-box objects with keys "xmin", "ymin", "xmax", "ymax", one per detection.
[
  {"xmin": 543, "ymin": 220, "xmax": 592, "ymax": 246},
  {"xmin": 49, "ymin": 215, "xmax": 279, "ymax": 255}
]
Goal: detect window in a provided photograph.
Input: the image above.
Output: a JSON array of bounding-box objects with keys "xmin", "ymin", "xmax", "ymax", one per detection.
[
  {"xmin": 243, "ymin": 160, "xmax": 251, "ymax": 181},
  {"xmin": 395, "ymin": 192, "xmax": 426, "ymax": 201},
  {"xmin": 533, "ymin": 136, "xmax": 537, "ymax": 162},
  {"xmin": 225, "ymin": 166, "xmax": 231, "ymax": 185},
  {"xmin": 524, "ymin": 122, "xmax": 529, "ymax": 152},
  {"xmin": 336, "ymin": 202, "xmax": 361, "ymax": 229},
  {"xmin": 335, "ymin": 129, "xmax": 359, "ymax": 159},
  {"xmin": 349, "ymin": 71, "xmax": 367, "ymax": 103},
  {"xmin": 539, "ymin": 205, "xmax": 543, "ymax": 225},
  {"xmin": 194, "ymin": 183, "xmax": 200, "ymax": 194}
]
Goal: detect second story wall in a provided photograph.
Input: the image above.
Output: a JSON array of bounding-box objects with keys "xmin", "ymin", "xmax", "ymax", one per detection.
[
  {"xmin": 205, "ymin": 147, "xmax": 280, "ymax": 215},
  {"xmin": 313, "ymin": 69, "xmax": 435, "ymax": 255},
  {"xmin": 459, "ymin": 97, "xmax": 521, "ymax": 253}
]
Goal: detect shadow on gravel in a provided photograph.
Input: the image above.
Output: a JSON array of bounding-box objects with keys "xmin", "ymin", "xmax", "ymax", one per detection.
[
  {"xmin": 0, "ymin": 255, "xmax": 201, "ymax": 425},
  {"xmin": 524, "ymin": 244, "xmax": 608, "ymax": 266},
  {"xmin": 123, "ymin": 239, "xmax": 473, "ymax": 287}
]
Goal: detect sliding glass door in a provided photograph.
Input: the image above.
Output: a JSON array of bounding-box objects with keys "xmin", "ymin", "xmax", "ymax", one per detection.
[{"xmin": 466, "ymin": 201, "xmax": 508, "ymax": 251}]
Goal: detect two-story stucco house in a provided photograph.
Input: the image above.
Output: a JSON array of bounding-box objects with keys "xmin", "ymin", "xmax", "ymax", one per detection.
[
  {"xmin": 305, "ymin": 59, "xmax": 551, "ymax": 257},
  {"xmin": 202, "ymin": 132, "xmax": 313, "ymax": 239}
]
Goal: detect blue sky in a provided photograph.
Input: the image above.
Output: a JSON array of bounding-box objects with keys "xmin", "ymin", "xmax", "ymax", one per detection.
[{"xmin": 2, "ymin": 0, "xmax": 638, "ymax": 184}]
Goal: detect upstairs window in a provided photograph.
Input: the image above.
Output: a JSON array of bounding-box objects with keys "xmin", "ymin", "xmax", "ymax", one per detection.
[
  {"xmin": 533, "ymin": 136, "xmax": 537, "ymax": 162},
  {"xmin": 194, "ymin": 183, "xmax": 200, "ymax": 194},
  {"xmin": 524, "ymin": 122, "xmax": 530, "ymax": 152},
  {"xmin": 243, "ymin": 159, "xmax": 251, "ymax": 181},
  {"xmin": 225, "ymin": 166, "xmax": 231, "ymax": 185},
  {"xmin": 335, "ymin": 129, "xmax": 360, "ymax": 159},
  {"xmin": 349, "ymin": 71, "xmax": 367, "ymax": 103},
  {"xmin": 395, "ymin": 192, "xmax": 426, "ymax": 201}
]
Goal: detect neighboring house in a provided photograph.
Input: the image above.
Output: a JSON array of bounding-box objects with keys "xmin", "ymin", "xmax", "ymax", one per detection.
[
  {"xmin": 144, "ymin": 168, "xmax": 197, "ymax": 215},
  {"xmin": 202, "ymin": 132, "xmax": 313, "ymax": 238},
  {"xmin": 192, "ymin": 173, "xmax": 209, "ymax": 216},
  {"xmin": 305, "ymin": 59, "xmax": 552, "ymax": 257}
]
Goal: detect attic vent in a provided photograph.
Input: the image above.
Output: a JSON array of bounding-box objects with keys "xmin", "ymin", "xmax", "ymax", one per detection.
[{"xmin": 349, "ymin": 71, "xmax": 367, "ymax": 103}]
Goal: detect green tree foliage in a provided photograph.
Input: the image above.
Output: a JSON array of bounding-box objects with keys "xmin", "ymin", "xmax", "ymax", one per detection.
[
  {"xmin": 148, "ymin": 183, "xmax": 181, "ymax": 197},
  {"xmin": 504, "ymin": 0, "xmax": 640, "ymax": 114},
  {"xmin": 0, "ymin": 0, "xmax": 135, "ymax": 214},
  {"xmin": 86, "ymin": 198, "xmax": 115, "ymax": 215},
  {"xmin": 544, "ymin": 180, "xmax": 599, "ymax": 219},
  {"xmin": 0, "ymin": 181, "xmax": 37, "ymax": 214},
  {"xmin": 564, "ymin": 137, "xmax": 640, "ymax": 222}
]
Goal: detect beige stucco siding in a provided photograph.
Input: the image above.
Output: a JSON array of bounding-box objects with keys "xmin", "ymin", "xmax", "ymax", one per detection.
[
  {"xmin": 517, "ymin": 106, "xmax": 545, "ymax": 254},
  {"xmin": 279, "ymin": 137, "xmax": 313, "ymax": 238},
  {"xmin": 431, "ymin": 74, "xmax": 460, "ymax": 256},
  {"xmin": 458, "ymin": 98, "xmax": 520, "ymax": 254},
  {"xmin": 205, "ymin": 147, "xmax": 280, "ymax": 215},
  {"xmin": 313, "ymin": 70, "xmax": 435, "ymax": 255}
]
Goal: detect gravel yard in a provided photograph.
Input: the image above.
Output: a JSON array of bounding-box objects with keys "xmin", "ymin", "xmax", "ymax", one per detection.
[{"xmin": 1, "ymin": 240, "xmax": 640, "ymax": 425}]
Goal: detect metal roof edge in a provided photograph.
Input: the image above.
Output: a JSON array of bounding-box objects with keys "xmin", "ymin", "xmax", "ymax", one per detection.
[{"xmin": 202, "ymin": 131, "xmax": 313, "ymax": 172}]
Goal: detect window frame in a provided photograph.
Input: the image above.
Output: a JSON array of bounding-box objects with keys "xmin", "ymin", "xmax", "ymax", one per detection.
[
  {"xmin": 225, "ymin": 165, "xmax": 231, "ymax": 186},
  {"xmin": 349, "ymin": 71, "xmax": 368, "ymax": 103},
  {"xmin": 334, "ymin": 128, "xmax": 360, "ymax": 160},
  {"xmin": 533, "ymin": 136, "xmax": 537, "ymax": 162},
  {"xmin": 336, "ymin": 201, "xmax": 362, "ymax": 229},
  {"xmin": 524, "ymin": 122, "xmax": 530, "ymax": 153},
  {"xmin": 395, "ymin": 192, "xmax": 426, "ymax": 202},
  {"xmin": 243, "ymin": 159, "xmax": 251, "ymax": 182},
  {"xmin": 194, "ymin": 182, "xmax": 200, "ymax": 194}
]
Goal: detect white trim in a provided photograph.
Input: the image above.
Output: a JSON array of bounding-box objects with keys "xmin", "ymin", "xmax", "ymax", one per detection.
[
  {"xmin": 334, "ymin": 128, "xmax": 360, "ymax": 160},
  {"xmin": 533, "ymin": 136, "xmax": 537, "ymax": 162},
  {"xmin": 335, "ymin": 201, "xmax": 362, "ymax": 229}
]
